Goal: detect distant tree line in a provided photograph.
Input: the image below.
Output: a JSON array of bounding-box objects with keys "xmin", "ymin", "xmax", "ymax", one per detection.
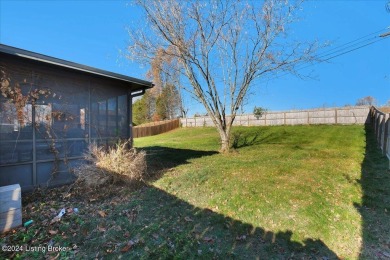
[
  {"xmin": 354, "ymin": 96, "xmax": 390, "ymax": 107},
  {"xmin": 355, "ymin": 96, "xmax": 376, "ymax": 106}
]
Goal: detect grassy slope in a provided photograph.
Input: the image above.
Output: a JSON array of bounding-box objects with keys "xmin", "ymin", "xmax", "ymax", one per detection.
[
  {"xmin": 135, "ymin": 125, "xmax": 389, "ymax": 259},
  {"xmin": 2, "ymin": 125, "xmax": 388, "ymax": 259}
]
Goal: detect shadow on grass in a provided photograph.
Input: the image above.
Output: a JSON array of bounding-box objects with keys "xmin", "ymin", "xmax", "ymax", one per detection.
[
  {"xmin": 87, "ymin": 185, "xmax": 339, "ymax": 259},
  {"xmin": 230, "ymin": 127, "xmax": 310, "ymax": 149},
  {"xmin": 11, "ymin": 185, "xmax": 338, "ymax": 259},
  {"xmin": 356, "ymin": 125, "xmax": 390, "ymax": 259},
  {"xmin": 127, "ymin": 145, "xmax": 338, "ymax": 258},
  {"xmin": 139, "ymin": 146, "xmax": 218, "ymax": 180},
  {"xmin": 231, "ymin": 129, "xmax": 288, "ymax": 149},
  {"xmin": 0, "ymin": 145, "xmax": 340, "ymax": 259},
  {"xmin": 231, "ymin": 131, "xmax": 260, "ymax": 149}
]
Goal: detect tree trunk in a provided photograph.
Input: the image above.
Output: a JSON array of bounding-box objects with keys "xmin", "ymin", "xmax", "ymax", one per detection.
[{"xmin": 217, "ymin": 127, "xmax": 231, "ymax": 153}]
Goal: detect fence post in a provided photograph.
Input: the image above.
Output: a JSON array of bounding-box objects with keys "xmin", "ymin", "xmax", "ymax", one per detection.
[
  {"xmin": 335, "ymin": 109, "xmax": 338, "ymax": 124},
  {"xmin": 382, "ymin": 114, "xmax": 389, "ymax": 154},
  {"xmin": 386, "ymin": 118, "xmax": 390, "ymax": 160},
  {"xmin": 380, "ymin": 115, "xmax": 384, "ymax": 151},
  {"xmin": 371, "ymin": 106, "xmax": 375, "ymax": 125},
  {"xmin": 377, "ymin": 114, "xmax": 382, "ymax": 144},
  {"xmin": 377, "ymin": 112, "xmax": 380, "ymax": 134}
]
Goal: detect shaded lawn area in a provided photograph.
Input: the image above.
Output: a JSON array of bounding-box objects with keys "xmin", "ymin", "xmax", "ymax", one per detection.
[{"xmin": 1, "ymin": 125, "xmax": 389, "ymax": 259}]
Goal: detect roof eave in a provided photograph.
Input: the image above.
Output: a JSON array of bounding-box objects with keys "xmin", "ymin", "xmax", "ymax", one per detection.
[{"xmin": 0, "ymin": 44, "xmax": 153, "ymax": 89}]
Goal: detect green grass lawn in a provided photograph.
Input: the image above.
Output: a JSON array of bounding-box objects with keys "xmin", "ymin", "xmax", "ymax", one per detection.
[
  {"xmin": 134, "ymin": 125, "xmax": 390, "ymax": 259},
  {"xmin": 1, "ymin": 125, "xmax": 389, "ymax": 259}
]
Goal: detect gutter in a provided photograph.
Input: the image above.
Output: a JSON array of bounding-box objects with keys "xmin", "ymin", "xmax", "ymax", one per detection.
[{"xmin": 0, "ymin": 44, "xmax": 153, "ymax": 88}]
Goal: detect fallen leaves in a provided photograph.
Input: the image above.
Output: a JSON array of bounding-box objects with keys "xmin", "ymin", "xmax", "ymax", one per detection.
[
  {"xmin": 50, "ymin": 216, "xmax": 61, "ymax": 225},
  {"xmin": 48, "ymin": 230, "xmax": 58, "ymax": 235},
  {"xmin": 120, "ymin": 240, "xmax": 137, "ymax": 253},
  {"xmin": 98, "ymin": 210, "xmax": 107, "ymax": 218},
  {"xmin": 203, "ymin": 236, "xmax": 214, "ymax": 243},
  {"xmin": 121, "ymin": 208, "xmax": 139, "ymax": 223},
  {"xmin": 120, "ymin": 244, "xmax": 131, "ymax": 253},
  {"xmin": 98, "ymin": 226, "xmax": 107, "ymax": 232},
  {"xmin": 236, "ymin": 235, "xmax": 247, "ymax": 241},
  {"xmin": 0, "ymin": 182, "xmax": 147, "ymax": 260},
  {"xmin": 184, "ymin": 216, "xmax": 193, "ymax": 222}
]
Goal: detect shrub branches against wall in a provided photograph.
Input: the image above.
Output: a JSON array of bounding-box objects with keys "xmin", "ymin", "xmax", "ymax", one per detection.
[{"xmin": 1, "ymin": 68, "xmax": 52, "ymax": 125}]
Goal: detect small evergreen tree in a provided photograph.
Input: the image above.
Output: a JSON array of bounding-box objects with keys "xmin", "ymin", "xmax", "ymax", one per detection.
[{"xmin": 132, "ymin": 91, "xmax": 155, "ymax": 125}]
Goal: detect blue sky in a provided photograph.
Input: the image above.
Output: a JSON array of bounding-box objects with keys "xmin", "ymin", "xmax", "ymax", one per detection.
[{"xmin": 0, "ymin": 0, "xmax": 389, "ymax": 115}]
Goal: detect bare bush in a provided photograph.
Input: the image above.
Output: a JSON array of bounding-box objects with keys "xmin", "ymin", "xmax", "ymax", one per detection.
[{"xmin": 74, "ymin": 141, "xmax": 147, "ymax": 188}]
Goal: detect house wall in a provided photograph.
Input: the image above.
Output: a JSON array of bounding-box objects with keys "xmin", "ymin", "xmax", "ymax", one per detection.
[{"xmin": 0, "ymin": 53, "xmax": 133, "ymax": 191}]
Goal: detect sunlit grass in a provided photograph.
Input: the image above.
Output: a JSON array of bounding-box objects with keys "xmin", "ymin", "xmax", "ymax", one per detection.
[{"xmin": 135, "ymin": 125, "xmax": 386, "ymax": 258}]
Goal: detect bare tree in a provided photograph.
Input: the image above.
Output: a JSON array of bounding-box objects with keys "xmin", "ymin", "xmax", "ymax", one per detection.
[
  {"xmin": 356, "ymin": 96, "xmax": 377, "ymax": 106},
  {"xmin": 127, "ymin": 0, "xmax": 320, "ymax": 152},
  {"xmin": 146, "ymin": 48, "xmax": 184, "ymax": 119}
]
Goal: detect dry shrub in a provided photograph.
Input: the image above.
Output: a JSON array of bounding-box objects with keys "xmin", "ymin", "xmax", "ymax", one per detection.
[{"xmin": 74, "ymin": 140, "xmax": 147, "ymax": 188}]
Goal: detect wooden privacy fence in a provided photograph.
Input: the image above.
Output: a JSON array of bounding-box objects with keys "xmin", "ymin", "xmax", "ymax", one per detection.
[
  {"xmin": 370, "ymin": 106, "xmax": 390, "ymax": 164},
  {"xmin": 133, "ymin": 119, "xmax": 180, "ymax": 138},
  {"xmin": 181, "ymin": 106, "xmax": 371, "ymax": 127}
]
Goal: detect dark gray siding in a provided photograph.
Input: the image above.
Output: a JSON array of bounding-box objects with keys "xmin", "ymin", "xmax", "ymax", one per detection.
[{"xmin": 0, "ymin": 52, "xmax": 145, "ymax": 191}]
